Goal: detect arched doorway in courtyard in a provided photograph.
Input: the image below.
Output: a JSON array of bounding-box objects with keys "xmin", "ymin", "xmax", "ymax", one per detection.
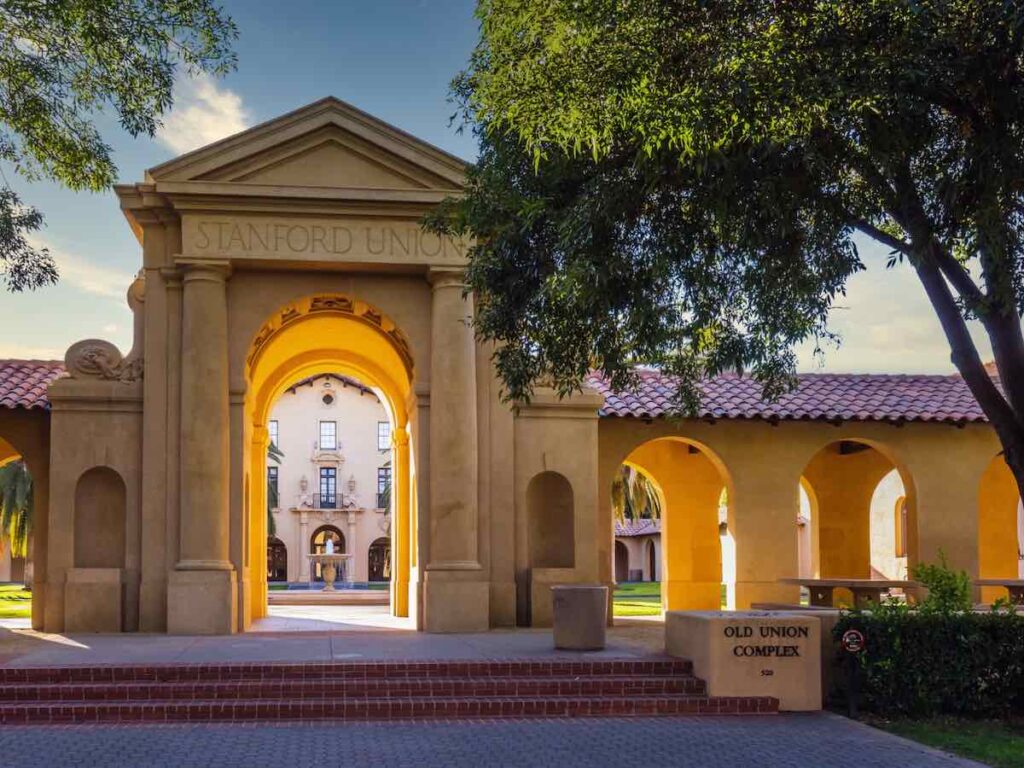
[
  {"xmin": 310, "ymin": 525, "xmax": 345, "ymax": 581},
  {"xmin": 613, "ymin": 540, "xmax": 629, "ymax": 583},
  {"xmin": 612, "ymin": 437, "xmax": 733, "ymax": 613},
  {"xmin": 244, "ymin": 293, "xmax": 416, "ymax": 628},
  {"xmin": 368, "ymin": 537, "xmax": 390, "ymax": 583},
  {"xmin": 645, "ymin": 539, "xmax": 657, "ymax": 582},
  {"xmin": 267, "ymin": 536, "xmax": 287, "ymax": 582},
  {"xmin": 799, "ymin": 439, "xmax": 917, "ymax": 605}
]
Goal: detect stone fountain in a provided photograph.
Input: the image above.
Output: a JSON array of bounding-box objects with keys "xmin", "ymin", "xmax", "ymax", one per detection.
[{"xmin": 306, "ymin": 539, "xmax": 353, "ymax": 591}]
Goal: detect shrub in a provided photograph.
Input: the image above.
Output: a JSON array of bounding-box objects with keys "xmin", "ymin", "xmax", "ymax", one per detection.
[
  {"xmin": 833, "ymin": 557, "xmax": 1024, "ymax": 718},
  {"xmin": 833, "ymin": 608, "xmax": 1024, "ymax": 717},
  {"xmin": 911, "ymin": 551, "xmax": 972, "ymax": 615}
]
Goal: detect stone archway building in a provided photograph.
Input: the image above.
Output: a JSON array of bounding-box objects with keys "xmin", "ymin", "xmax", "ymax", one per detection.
[{"xmin": 0, "ymin": 99, "xmax": 1020, "ymax": 634}]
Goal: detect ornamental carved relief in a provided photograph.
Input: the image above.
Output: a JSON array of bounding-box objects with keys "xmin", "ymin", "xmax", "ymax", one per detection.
[
  {"xmin": 64, "ymin": 339, "xmax": 144, "ymax": 382},
  {"xmin": 246, "ymin": 294, "xmax": 414, "ymax": 374}
]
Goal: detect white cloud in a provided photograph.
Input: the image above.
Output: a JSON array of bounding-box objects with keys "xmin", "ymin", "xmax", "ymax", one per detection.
[
  {"xmin": 102, "ymin": 323, "xmax": 119, "ymax": 334},
  {"xmin": 156, "ymin": 73, "xmax": 250, "ymax": 155},
  {"xmin": 796, "ymin": 238, "xmax": 992, "ymax": 374},
  {"xmin": 27, "ymin": 235, "xmax": 134, "ymax": 301},
  {"xmin": 0, "ymin": 342, "xmax": 63, "ymax": 360}
]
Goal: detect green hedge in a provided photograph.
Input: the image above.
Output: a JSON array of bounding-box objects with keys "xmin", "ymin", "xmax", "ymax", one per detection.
[{"xmin": 833, "ymin": 610, "xmax": 1024, "ymax": 717}]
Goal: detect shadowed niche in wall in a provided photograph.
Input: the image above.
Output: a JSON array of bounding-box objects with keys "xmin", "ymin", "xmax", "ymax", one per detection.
[
  {"xmin": 73, "ymin": 467, "xmax": 126, "ymax": 569},
  {"xmin": 527, "ymin": 471, "xmax": 575, "ymax": 569}
]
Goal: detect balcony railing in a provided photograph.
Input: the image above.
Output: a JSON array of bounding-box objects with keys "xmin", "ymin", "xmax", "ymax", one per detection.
[{"xmin": 312, "ymin": 493, "xmax": 339, "ymax": 509}]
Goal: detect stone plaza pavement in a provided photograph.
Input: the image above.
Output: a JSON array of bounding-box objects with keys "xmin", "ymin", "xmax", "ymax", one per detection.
[
  {"xmin": 0, "ymin": 612, "xmax": 986, "ymax": 766},
  {"xmin": 0, "ymin": 715, "xmax": 983, "ymax": 767},
  {"xmin": 0, "ymin": 608, "xmax": 667, "ymax": 666}
]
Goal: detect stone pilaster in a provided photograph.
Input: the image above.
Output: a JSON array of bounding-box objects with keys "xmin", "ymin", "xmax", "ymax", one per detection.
[
  {"xmin": 422, "ymin": 268, "xmax": 488, "ymax": 631},
  {"xmin": 167, "ymin": 260, "xmax": 236, "ymax": 634}
]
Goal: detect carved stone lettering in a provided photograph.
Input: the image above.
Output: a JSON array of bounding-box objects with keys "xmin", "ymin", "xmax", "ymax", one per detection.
[{"xmin": 188, "ymin": 217, "xmax": 467, "ymax": 264}]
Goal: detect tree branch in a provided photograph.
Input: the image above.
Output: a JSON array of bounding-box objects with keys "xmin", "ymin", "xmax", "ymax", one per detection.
[
  {"xmin": 852, "ymin": 219, "xmax": 911, "ymax": 255},
  {"xmin": 912, "ymin": 258, "xmax": 1020, "ymax": 432}
]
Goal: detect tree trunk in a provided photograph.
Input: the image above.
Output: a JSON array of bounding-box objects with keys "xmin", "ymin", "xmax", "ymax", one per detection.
[{"xmin": 912, "ymin": 258, "xmax": 1024, "ymax": 501}]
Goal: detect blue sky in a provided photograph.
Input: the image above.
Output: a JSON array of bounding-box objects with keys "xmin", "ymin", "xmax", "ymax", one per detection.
[{"xmin": 0, "ymin": 0, "xmax": 989, "ymax": 372}]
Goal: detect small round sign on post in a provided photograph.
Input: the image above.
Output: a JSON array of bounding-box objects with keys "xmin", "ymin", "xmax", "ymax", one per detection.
[
  {"xmin": 840, "ymin": 628, "xmax": 866, "ymax": 718},
  {"xmin": 841, "ymin": 628, "xmax": 865, "ymax": 654}
]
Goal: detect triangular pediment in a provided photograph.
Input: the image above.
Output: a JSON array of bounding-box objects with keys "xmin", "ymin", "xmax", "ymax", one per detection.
[{"xmin": 146, "ymin": 97, "xmax": 467, "ymax": 191}]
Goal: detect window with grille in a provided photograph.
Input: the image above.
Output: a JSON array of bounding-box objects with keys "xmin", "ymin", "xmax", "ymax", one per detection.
[
  {"xmin": 377, "ymin": 466, "xmax": 392, "ymax": 509},
  {"xmin": 319, "ymin": 420, "xmax": 337, "ymax": 450}
]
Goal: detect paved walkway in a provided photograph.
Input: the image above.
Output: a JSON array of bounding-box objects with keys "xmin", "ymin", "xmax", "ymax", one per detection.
[
  {"xmin": 0, "ymin": 715, "xmax": 983, "ymax": 767},
  {"xmin": 0, "ymin": 617, "xmax": 665, "ymax": 666}
]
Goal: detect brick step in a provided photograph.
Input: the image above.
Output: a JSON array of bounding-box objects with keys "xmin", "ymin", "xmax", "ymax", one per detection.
[
  {"xmin": 0, "ymin": 694, "xmax": 778, "ymax": 724},
  {"xmin": 0, "ymin": 674, "xmax": 706, "ymax": 703},
  {"xmin": 0, "ymin": 659, "xmax": 692, "ymax": 685}
]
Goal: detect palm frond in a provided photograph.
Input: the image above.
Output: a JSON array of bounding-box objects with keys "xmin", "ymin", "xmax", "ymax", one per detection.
[
  {"xmin": 0, "ymin": 460, "xmax": 33, "ymax": 557},
  {"xmin": 611, "ymin": 465, "xmax": 661, "ymax": 524}
]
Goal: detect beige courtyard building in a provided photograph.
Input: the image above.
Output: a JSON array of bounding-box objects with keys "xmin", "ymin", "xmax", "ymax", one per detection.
[
  {"xmin": 265, "ymin": 372, "xmax": 392, "ymax": 586},
  {"xmin": 0, "ymin": 98, "xmax": 1022, "ymax": 635}
]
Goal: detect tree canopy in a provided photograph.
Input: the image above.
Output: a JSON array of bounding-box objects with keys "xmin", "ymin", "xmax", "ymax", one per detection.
[
  {"xmin": 0, "ymin": 0, "xmax": 237, "ymax": 291},
  {"xmin": 429, "ymin": 0, "xmax": 1024, "ymax": 484}
]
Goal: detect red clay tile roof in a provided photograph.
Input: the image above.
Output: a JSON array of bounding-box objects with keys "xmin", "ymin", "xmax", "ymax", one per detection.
[
  {"xmin": 615, "ymin": 519, "xmax": 661, "ymax": 537},
  {"xmin": 0, "ymin": 360, "xmax": 65, "ymax": 410},
  {"xmin": 0, "ymin": 359, "xmax": 992, "ymax": 425},
  {"xmin": 587, "ymin": 369, "xmax": 988, "ymax": 425}
]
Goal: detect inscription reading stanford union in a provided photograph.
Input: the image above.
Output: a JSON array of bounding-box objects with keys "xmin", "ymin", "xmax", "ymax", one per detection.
[{"xmin": 192, "ymin": 219, "xmax": 466, "ymax": 262}]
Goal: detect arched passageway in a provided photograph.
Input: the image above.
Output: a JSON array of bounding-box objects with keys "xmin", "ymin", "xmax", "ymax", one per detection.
[
  {"xmin": 613, "ymin": 437, "xmax": 731, "ymax": 612},
  {"xmin": 244, "ymin": 294, "xmax": 416, "ymax": 625},
  {"xmin": 800, "ymin": 439, "xmax": 916, "ymax": 604}
]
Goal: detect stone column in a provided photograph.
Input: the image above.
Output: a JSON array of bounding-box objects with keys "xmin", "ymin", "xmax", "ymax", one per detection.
[
  {"xmin": 730, "ymin": 471, "xmax": 801, "ymax": 608},
  {"xmin": 391, "ymin": 426, "xmax": 411, "ymax": 616},
  {"xmin": 423, "ymin": 268, "xmax": 488, "ymax": 631},
  {"xmin": 298, "ymin": 512, "xmax": 310, "ymax": 582},
  {"xmin": 249, "ymin": 425, "xmax": 269, "ymax": 623},
  {"xmin": 167, "ymin": 260, "xmax": 237, "ymax": 634}
]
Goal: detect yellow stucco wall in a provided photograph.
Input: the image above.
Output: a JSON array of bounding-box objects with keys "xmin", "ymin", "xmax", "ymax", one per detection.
[
  {"xmin": 599, "ymin": 417, "xmax": 1002, "ymax": 609},
  {"xmin": 978, "ymin": 454, "xmax": 1021, "ymax": 602},
  {"xmin": 625, "ymin": 439, "xmax": 723, "ymax": 611}
]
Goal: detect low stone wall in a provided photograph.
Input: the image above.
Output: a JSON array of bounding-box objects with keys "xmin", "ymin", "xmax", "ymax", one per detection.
[{"xmin": 666, "ymin": 610, "xmax": 822, "ymax": 711}]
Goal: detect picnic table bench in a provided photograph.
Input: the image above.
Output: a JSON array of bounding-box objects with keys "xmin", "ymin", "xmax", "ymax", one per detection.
[
  {"xmin": 975, "ymin": 579, "xmax": 1024, "ymax": 605},
  {"xmin": 779, "ymin": 578, "xmax": 918, "ymax": 608}
]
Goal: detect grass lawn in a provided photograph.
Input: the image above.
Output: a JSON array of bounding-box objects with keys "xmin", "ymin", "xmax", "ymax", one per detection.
[
  {"xmin": 875, "ymin": 718, "xmax": 1024, "ymax": 768},
  {"xmin": 613, "ymin": 581, "xmax": 662, "ymax": 617},
  {"xmin": 0, "ymin": 584, "xmax": 31, "ymax": 619},
  {"xmin": 612, "ymin": 582, "xmax": 730, "ymax": 617}
]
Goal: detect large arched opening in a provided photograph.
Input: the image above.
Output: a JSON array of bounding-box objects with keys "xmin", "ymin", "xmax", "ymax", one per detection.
[
  {"xmin": 978, "ymin": 453, "xmax": 1024, "ymax": 603},
  {"xmin": 612, "ymin": 437, "xmax": 733, "ymax": 614},
  {"xmin": 799, "ymin": 439, "xmax": 917, "ymax": 605},
  {"xmin": 244, "ymin": 294, "xmax": 416, "ymax": 628}
]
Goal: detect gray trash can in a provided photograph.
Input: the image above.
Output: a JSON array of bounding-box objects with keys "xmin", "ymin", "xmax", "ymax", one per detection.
[{"xmin": 552, "ymin": 584, "xmax": 608, "ymax": 650}]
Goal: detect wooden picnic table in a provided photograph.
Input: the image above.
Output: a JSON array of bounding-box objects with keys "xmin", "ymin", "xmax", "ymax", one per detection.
[
  {"xmin": 975, "ymin": 579, "xmax": 1024, "ymax": 605},
  {"xmin": 779, "ymin": 578, "xmax": 918, "ymax": 608}
]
